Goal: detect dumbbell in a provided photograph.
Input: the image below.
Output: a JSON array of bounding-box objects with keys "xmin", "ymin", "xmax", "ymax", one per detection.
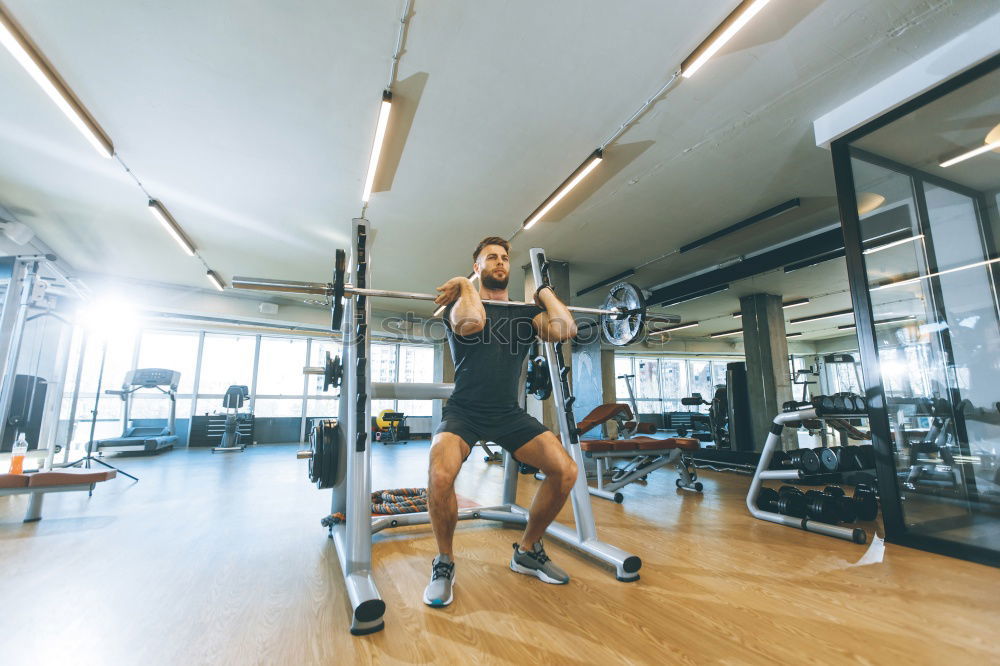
[
  {"xmin": 756, "ymin": 486, "xmax": 807, "ymax": 518},
  {"xmin": 770, "ymin": 449, "xmax": 821, "ymax": 475},
  {"xmin": 853, "ymin": 483, "xmax": 879, "ymax": 521},
  {"xmin": 803, "ymin": 486, "xmax": 857, "ymax": 523}
]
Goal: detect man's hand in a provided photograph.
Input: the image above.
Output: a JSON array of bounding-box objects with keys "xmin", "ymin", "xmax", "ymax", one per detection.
[{"xmin": 435, "ymin": 277, "xmax": 471, "ymax": 307}]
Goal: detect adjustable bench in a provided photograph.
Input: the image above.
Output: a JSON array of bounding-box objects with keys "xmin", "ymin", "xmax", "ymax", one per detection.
[
  {"xmin": 576, "ymin": 403, "xmax": 703, "ymax": 503},
  {"xmin": 0, "ymin": 468, "xmax": 117, "ymax": 522}
]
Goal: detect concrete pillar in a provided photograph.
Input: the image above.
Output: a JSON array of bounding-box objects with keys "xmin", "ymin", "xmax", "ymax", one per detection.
[
  {"xmin": 524, "ymin": 260, "xmax": 570, "ymax": 431},
  {"xmin": 740, "ymin": 293, "xmax": 795, "ymax": 450}
]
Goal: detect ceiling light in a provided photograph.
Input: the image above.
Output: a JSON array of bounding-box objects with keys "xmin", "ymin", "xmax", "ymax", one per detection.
[
  {"xmin": 839, "ymin": 324, "xmax": 856, "ymax": 331},
  {"xmin": 0, "ymin": 6, "xmax": 114, "ymax": 158},
  {"xmin": 987, "ymin": 122, "xmax": 1000, "ymax": 149},
  {"xmin": 940, "ymin": 138, "xmax": 1000, "ymax": 168},
  {"xmin": 733, "ymin": 298, "xmax": 809, "ymax": 319},
  {"xmin": 681, "ymin": 0, "xmax": 771, "ymax": 79},
  {"xmin": 361, "ymin": 90, "xmax": 392, "ymax": 204},
  {"xmin": 856, "ymin": 192, "xmax": 886, "ymax": 215},
  {"xmin": 871, "ymin": 257, "xmax": 1000, "ymax": 291},
  {"xmin": 710, "ymin": 328, "xmax": 743, "ymax": 338},
  {"xmin": 789, "ymin": 308, "xmax": 854, "ymax": 325},
  {"xmin": 786, "ymin": 332, "xmax": 802, "ymax": 338},
  {"xmin": 523, "ymin": 149, "xmax": 603, "ymax": 229},
  {"xmin": 658, "ymin": 284, "xmax": 729, "ymax": 307},
  {"xmin": 148, "ymin": 199, "xmax": 196, "ymax": 256},
  {"xmin": 662, "ymin": 322, "xmax": 700, "ymax": 332},
  {"xmin": 864, "ymin": 233, "xmax": 924, "ymax": 255},
  {"xmin": 206, "ymin": 270, "xmax": 225, "ymax": 291}
]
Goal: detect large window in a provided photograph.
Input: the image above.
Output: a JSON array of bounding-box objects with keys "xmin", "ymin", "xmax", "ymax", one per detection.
[
  {"xmin": 58, "ymin": 327, "xmax": 439, "ymax": 446},
  {"xmin": 615, "ymin": 356, "xmax": 739, "ymax": 414},
  {"xmin": 198, "ymin": 334, "xmax": 256, "ymax": 397}
]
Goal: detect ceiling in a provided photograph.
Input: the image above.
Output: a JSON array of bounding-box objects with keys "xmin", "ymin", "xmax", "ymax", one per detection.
[{"xmin": 0, "ymin": 1, "xmax": 996, "ymax": 332}]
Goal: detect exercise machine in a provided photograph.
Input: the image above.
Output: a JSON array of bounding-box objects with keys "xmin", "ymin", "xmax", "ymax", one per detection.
[
  {"xmin": 212, "ymin": 385, "xmax": 251, "ymax": 453},
  {"xmin": 96, "ymin": 368, "xmax": 180, "ymax": 455},
  {"xmin": 248, "ymin": 219, "xmax": 645, "ymax": 634}
]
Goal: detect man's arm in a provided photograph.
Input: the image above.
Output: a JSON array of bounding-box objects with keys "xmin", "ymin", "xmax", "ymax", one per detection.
[
  {"xmin": 532, "ymin": 287, "xmax": 578, "ymax": 342},
  {"xmin": 435, "ymin": 277, "xmax": 486, "ymax": 336}
]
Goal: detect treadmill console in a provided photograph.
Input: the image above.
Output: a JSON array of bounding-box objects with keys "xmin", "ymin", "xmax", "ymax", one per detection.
[{"xmin": 127, "ymin": 368, "xmax": 181, "ymax": 390}]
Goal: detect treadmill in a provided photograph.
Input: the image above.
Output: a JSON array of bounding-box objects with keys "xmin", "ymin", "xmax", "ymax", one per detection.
[{"xmin": 96, "ymin": 368, "xmax": 181, "ymax": 455}]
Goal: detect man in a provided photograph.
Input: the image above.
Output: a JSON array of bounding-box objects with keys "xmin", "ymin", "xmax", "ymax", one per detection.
[{"xmin": 423, "ymin": 236, "xmax": 579, "ymax": 607}]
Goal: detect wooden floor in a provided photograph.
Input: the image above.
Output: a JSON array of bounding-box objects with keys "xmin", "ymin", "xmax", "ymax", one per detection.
[{"xmin": 1, "ymin": 443, "xmax": 998, "ymax": 666}]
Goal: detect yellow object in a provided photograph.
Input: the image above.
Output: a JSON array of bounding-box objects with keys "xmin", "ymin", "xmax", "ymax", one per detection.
[{"xmin": 376, "ymin": 409, "xmax": 393, "ymax": 430}]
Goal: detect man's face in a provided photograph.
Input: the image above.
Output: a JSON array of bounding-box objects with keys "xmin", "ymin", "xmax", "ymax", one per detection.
[{"xmin": 476, "ymin": 244, "xmax": 510, "ymax": 290}]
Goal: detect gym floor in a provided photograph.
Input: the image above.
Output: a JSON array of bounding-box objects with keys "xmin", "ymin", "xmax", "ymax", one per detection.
[{"xmin": 1, "ymin": 444, "xmax": 998, "ymax": 665}]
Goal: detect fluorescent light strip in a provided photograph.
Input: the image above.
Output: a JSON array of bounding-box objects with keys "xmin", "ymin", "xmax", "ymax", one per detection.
[
  {"xmin": 940, "ymin": 139, "xmax": 1000, "ymax": 168},
  {"xmin": 660, "ymin": 284, "xmax": 729, "ymax": 307},
  {"xmin": 662, "ymin": 322, "xmax": 700, "ymax": 333},
  {"xmin": 871, "ymin": 256, "xmax": 1000, "ymax": 291},
  {"xmin": 523, "ymin": 150, "xmax": 603, "ymax": 229},
  {"xmin": 148, "ymin": 199, "xmax": 196, "ymax": 256},
  {"xmin": 733, "ymin": 298, "xmax": 810, "ymax": 319},
  {"xmin": 789, "ymin": 308, "xmax": 854, "ymax": 325},
  {"xmin": 839, "ymin": 315, "xmax": 916, "ymax": 332},
  {"xmin": 864, "ymin": 234, "xmax": 924, "ymax": 255},
  {"xmin": 206, "ymin": 270, "xmax": 225, "ymax": 291},
  {"xmin": 0, "ymin": 7, "xmax": 113, "ymax": 158},
  {"xmin": 361, "ymin": 91, "xmax": 393, "ymax": 204},
  {"xmin": 786, "ymin": 332, "xmax": 802, "ymax": 338},
  {"xmin": 710, "ymin": 328, "xmax": 742, "ymax": 338},
  {"xmin": 681, "ymin": 0, "xmax": 771, "ymax": 78},
  {"xmin": 839, "ymin": 324, "xmax": 856, "ymax": 331}
]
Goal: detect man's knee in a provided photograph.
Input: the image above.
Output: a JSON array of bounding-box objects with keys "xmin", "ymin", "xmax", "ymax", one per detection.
[
  {"xmin": 428, "ymin": 436, "xmax": 467, "ymax": 490},
  {"xmin": 557, "ymin": 457, "xmax": 578, "ymax": 492}
]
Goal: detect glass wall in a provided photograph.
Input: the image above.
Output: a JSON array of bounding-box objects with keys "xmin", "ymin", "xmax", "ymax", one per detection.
[
  {"xmin": 614, "ymin": 355, "xmax": 739, "ymax": 414},
  {"xmin": 835, "ymin": 60, "xmax": 1000, "ymax": 563}
]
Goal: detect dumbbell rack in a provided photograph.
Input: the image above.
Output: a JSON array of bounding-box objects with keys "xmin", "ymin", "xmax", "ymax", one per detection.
[{"xmin": 746, "ymin": 404, "xmax": 870, "ymax": 544}]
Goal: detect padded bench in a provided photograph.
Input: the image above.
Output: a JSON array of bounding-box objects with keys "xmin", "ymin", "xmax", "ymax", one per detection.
[
  {"xmin": 0, "ymin": 468, "xmax": 117, "ymax": 522},
  {"xmin": 579, "ymin": 436, "xmax": 703, "ymax": 502}
]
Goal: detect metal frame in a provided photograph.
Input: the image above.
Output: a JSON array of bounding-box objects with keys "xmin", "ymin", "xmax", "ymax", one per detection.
[
  {"xmin": 831, "ymin": 52, "xmax": 1000, "ymax": 567},
  {"xmin": 327, "ymin": 220, "xmax": 642, "ymax": 635},
  {"xmin": 746, "ymin": 406, "xmax": 868, "ymax": 544}
]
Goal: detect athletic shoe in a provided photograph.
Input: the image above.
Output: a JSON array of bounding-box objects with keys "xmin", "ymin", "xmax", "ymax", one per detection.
[
  {"xmin": 509, "ymin": 541, "xmax": 570, "ymax": 584},
  {"xmin": 423, "ymin": 554, "xmax": 455, "ymax": 607}
]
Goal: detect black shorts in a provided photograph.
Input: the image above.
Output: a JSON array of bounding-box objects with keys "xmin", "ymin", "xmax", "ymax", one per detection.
[{"xmin": 435, "ymin": 403, "xmax": 548, "ymax": 455}]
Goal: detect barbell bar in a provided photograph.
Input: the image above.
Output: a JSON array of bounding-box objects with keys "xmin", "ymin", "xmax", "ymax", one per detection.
[
  {"xmin": 233, "ymin": 248, "xmax": 678, "ymax": 346},
  {"xmin": 233, "ymin": 275, "xmax": 645, "ymax": 318}
]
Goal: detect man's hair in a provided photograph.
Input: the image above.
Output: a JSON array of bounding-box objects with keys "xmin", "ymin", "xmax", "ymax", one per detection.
[{"xmin": 472, "ymin": 236, "xmax": 510, "ymax": 262}]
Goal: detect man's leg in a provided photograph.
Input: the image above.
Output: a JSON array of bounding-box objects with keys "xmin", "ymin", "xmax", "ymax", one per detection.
[
  {"xmin": 427, "ymin": 432, "xmax": 471, "ymax": 557},
  {"xmin": 512, "ymin": 431, "xmax": 578, "ymax": 548}
]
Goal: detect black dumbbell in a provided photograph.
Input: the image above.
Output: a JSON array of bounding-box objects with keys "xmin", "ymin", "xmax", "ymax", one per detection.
[
  {"xmin": 853, "ymin": 484, "xmax": 879, "ymax": 520},
  {"xmin": 811, "ymin": 395, "xmax": 836, "ymax": 413},
  {"xmin": 853, "ymin": 445, "xmax": 875, "ymax": 470},
  {"xmin": 817, "ymin": 448, "xmax": 839, "ymax": 473},
  {"xmin": 810, "ymin": 486, "xmax": 858, "ymax": 523},
  {"xmin": 804, "ymin": 489, "xmax": 842, "ymax": 523},
  {"xmin": 832, "ymin": 394, "xmax": 850, "ymax": 413},
  {"xmin": 771, "ymin": 449, "xmax": 821, "ymax": 475},
  {"xmin": 757, "ymin": 486, "xmax": 808, "ymax": 517}
]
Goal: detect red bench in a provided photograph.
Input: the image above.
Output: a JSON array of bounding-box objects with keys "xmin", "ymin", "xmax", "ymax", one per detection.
[{"xmin": 0, "ymin": 468, "xmax": 117, "ymax": 522}]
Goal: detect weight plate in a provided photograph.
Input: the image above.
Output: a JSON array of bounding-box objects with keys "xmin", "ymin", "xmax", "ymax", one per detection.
[
  {"xmin": 600, "ymin": 282, "xmax": 646, "ymax": 346},
  {"xmin": 324, "ymin": 352, "xmax": 343, "ymax": 391}
]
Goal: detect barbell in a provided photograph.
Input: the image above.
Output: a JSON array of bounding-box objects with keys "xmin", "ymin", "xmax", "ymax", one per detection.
[{"xmin": 234, "ymin": 249, "xmax": 679, "ymax": 346}]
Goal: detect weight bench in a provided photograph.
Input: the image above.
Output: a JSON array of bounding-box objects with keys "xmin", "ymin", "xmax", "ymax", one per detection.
[
  {"xmin": 575, "ymin": 403, "xmax": 703, "ymax": 502},
  {"xmin": 0, "ymin": 468, "xmax": 117, "ymax": 522}
]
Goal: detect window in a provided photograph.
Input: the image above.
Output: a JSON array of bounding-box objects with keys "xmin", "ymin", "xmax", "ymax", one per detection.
[
  {"xmin": 615, "ymin": 355, "xmax": 744, "ymax": 415},
  {"xmin": 256, "ymin": 337, "xmax": 308, "ymax": 396},
  {"xmin": 137, "ymin": 331, "xmax": 199, "ymax": 394},
  {"xmin": 199, "ymin": 334, "xmax": 256, "ymax": 395},
  {"xmin": 659, "ymin": 360, "xmax": 686, "ymax": 412},
  {"xmin": 634, "ymin": 359, "xmax": 660, "ymax": 414},
  {"xmin": 688, "ymin": 360, "xmax": 714, "ymax": 408}
]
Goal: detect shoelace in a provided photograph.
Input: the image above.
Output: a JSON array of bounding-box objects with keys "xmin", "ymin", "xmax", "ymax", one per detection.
[
  {"xmin": 432, "ymin": 561, "xmax": 454, "ymax": 580},
  {"xmin": 516, "ymin": 543, "xmax": 550, "ymax": 565}
]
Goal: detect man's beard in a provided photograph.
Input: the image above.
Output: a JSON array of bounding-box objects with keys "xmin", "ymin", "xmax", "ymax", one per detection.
[{"xmin": 481, "ymin": 271, "xmax": 509, "ymax": 290}]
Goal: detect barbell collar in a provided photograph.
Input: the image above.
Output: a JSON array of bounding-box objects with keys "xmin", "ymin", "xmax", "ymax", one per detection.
[{"xmin": 303, "ymin": 366, "xmax": 325, "ymax": 376}]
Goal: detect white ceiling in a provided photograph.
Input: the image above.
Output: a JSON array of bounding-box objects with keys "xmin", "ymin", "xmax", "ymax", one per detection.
[{"xmin": 0, "ymin": 1, "xmax": 995, "ymax": 332}]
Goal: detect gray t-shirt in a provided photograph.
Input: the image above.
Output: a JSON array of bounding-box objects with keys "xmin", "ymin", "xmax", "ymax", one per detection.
[{"xmin": 444, "ymin": 302, "xmax": 542, "ymax": 414}]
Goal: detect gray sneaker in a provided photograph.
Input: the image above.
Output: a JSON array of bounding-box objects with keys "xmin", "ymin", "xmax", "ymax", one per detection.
[
  {"xmin": 509, "ymin": 541, "xmax": 570, "ymax": 584},
  {"xmin": 423, "ymin": 554, "xmax": 455, "ymax": 607}
]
